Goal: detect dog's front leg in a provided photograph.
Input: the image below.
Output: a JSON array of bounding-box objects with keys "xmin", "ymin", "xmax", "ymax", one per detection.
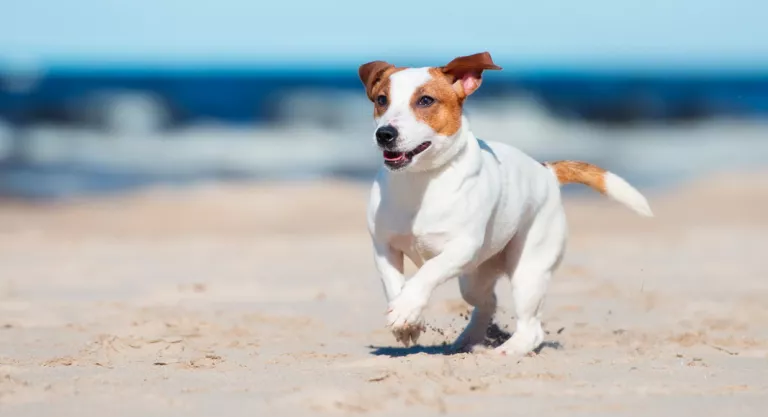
[
  {"xmin": 387, "ymin": 237, "xmax": 481, "ymax": 345},
  {"xmin": 374, "ymin": 241, "xmax": 424, "ymax": 345},
  {"xmin": 372, "ymin": 241, "xmax": 406, "ymax": 303}
]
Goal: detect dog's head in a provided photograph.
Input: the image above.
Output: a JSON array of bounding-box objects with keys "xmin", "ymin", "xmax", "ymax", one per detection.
[{"xmin": 358, "ymin": 52, "xmax": 501, "ymax": 172}]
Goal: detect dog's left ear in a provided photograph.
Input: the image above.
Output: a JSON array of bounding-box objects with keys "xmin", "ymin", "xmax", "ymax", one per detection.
[
  {"xmin": 359, "ymin": 60, "xmax": 394, "ymax": 101},
  {"xmin": 440, "ymin": 52, "xmax": 502, "ymax": 98}
]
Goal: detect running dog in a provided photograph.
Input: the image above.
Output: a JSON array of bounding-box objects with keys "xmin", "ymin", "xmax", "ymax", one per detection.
[{"xmin": 359, "ymin": 52, "xmax": 653, "ymax": 355}]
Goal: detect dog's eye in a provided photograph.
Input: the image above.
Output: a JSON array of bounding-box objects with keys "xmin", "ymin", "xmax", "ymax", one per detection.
[
  {"xmin": 376, "ymin": 95, "xmax": 388, "ymax": 106},
  {"xmin": 417, "ymin": 95, "xmax": 435, "ymax": 107}
]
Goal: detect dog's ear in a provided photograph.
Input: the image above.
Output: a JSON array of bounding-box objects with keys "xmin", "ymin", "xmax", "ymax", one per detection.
[
  {"xmin": 359, "ymin": 60, "xmax": 394, "ymax": 101},
  {"xmin": 440, "ymin": 52, "xmax": 502, "ymax": 98}
]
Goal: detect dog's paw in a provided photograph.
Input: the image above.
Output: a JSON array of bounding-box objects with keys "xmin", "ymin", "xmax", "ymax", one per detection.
[
  {"xmin": 493, "ymin": 327, "xmax": 543, "ymax": 357},
  {"xmin": 391, "ymin": 325, "xmax": 423, "ymax": 347},
  {"xmin": 449, "ymin": 327, "xmax": 486, "ymax": 353},
  {"xmin": 386, "ymin": 286, "xmax": 428, "ymax": 347}
]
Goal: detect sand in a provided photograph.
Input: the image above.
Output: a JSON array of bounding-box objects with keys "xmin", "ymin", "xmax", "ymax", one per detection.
[{"xmin": 0, "ymin": 169, "xmax": 767, "ymax": 416}]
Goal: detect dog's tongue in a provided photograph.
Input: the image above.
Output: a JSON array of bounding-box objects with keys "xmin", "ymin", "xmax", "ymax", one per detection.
[{"xmin": 383, "ymin": 150, "xmax": 406, "ymax": 162}]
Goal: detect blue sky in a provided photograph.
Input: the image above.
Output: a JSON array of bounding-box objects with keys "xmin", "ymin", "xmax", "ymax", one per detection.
[{"xmin": 2, "ymin": 0, "xmax": 767, "ymax": 71}]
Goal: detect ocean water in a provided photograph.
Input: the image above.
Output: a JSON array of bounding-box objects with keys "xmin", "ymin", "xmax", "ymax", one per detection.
[
  {"xmin": 1, "ymin": 67, "xmax": 768, "ymax": 199},
  {"xmin": 1, "ymin": 95, "xmax": 767, "ymax": 200}
]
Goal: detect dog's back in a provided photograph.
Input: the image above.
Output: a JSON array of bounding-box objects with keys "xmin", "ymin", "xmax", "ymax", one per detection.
[{"xmin": 480, "ymin": 138, "xmax": 653, "ymax": 218}]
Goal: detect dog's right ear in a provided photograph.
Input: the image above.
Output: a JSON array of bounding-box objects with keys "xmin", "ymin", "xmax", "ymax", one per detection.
[{"xmin": 358, "ymin": 60, "xmax": 393, "ymax": 101}]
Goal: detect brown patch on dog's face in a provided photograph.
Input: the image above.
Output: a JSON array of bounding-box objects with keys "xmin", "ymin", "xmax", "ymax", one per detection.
[
  {"xmin": 358, "ymin": 61, "xmax": 406, "ymax": 118},
  {"xmin": 368, "ymin": 68, "xmax": 402, "ymax": 119},
  {"xmin": 405, "ymin": 68, "xmax": 465, "ymax": 137},
  {"xmin": 408, "ymin": 52, "xmax": 502, "ymax": 137}
]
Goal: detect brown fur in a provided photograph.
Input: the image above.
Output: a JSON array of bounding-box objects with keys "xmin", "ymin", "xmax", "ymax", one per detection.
[
  {"xmin": 358, "ymin": 52, "xmax": 502, "ymax": 135},
  {"xmin": 407, "ymin": 68, "xmax": 465, "ymax": 136},
  {"xmin": 358, "ymin": 61, "xmax": 392, "ymax": 100},
  {"xmin": 440, "ymin": 52, "xmax": 502, "ymax": 98},
  {"xmin": 544, "ymin": 160, "xmax": 608, "ymax": 194},
  {"xmin": 358, "ymin": 62, "xmax": 406, "ymax": 118},
  {"xmin": 408, "ymin": 53, "xmax": 503, "ymax": 137}
]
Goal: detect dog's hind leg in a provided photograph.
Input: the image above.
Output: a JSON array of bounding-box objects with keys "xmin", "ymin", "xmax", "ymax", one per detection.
[
  {"xmin": 496, "ymin": 204, "xmax": 567, "ymax": 357},
  {"xmin": 451, "ymin": 253, "xmax": 506, "ymax": 353}
]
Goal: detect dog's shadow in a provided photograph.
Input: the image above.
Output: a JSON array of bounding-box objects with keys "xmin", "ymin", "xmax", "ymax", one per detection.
[{"xmin": 368, "ymin": 322, "xmax": 562, "ymax": 357}]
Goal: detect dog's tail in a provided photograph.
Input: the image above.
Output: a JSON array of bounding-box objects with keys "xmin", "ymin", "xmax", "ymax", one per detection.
[{"xmin": 543, "ymin": 160, "xmax": 653, "ymax": 217}]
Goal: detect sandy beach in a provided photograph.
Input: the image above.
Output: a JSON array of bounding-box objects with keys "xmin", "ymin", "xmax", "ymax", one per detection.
[{"xmin": 1, "ymin": 168, "xmax": 766, "ymax": 416}]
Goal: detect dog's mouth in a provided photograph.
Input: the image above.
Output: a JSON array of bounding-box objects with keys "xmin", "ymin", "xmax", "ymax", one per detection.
[{"xmin": 382, "ymin": 142, "xmax": 431, "ymax": 169}]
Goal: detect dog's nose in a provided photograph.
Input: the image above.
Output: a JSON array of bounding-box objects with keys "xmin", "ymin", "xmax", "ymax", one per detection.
[{"xmin": 375, "ymin": 125, "xmax": 399, "ymax": 146}]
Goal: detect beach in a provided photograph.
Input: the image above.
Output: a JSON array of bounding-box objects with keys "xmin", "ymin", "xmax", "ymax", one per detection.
[{"xmin": 1, "ymin": 168, "xmax": 766, "ymax": 416}]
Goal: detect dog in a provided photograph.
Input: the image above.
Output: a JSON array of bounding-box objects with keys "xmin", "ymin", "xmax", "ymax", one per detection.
[{"xmin": 358, "ymin": 52, "xmax": 653, "ymax": 356}]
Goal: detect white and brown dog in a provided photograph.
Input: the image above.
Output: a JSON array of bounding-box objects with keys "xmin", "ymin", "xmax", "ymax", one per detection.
[{"xmin": 359, "ymin": 52, "xmax": 653, "ymax": 356}]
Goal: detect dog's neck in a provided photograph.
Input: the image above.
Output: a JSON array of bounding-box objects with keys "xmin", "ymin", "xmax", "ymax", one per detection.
[{"xmin": 385, "ymin": 115, "xmax": 483, "ymax": 208}]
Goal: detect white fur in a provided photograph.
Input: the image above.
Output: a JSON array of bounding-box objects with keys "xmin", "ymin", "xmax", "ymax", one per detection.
[
  {"xmin": 604, "ymin": 172, "xmax": 654, "ymax": 217},
  {"xmin": 366, "ymin": 68, "xmax": 652, "ymax": 355}
]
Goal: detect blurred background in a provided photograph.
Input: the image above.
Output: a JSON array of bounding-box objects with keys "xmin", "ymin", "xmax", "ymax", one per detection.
[
  {"xmin": 1, "ymin": 0, "xmax": 767, "ymax": 199},
  {"xmin": 2, "ymin": 3, "xmax": 768, "ymax": 413}
]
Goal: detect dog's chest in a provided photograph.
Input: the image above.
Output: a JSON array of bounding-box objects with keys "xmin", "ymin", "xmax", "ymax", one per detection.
[
  {"xmin": 380, "ymin": 169, "xmax": 484, "ymax": 262},
  {"xmin": 385, "ymin": 205, "xmax": 462, "ymax": 262}
]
